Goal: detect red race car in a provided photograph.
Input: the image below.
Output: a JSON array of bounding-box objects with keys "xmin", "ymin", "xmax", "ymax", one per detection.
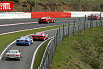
[
  {"xmin": 88, "ymin": 14, "xmax": 100, "ymax": 20},
  {"xmin": 32, "ymin": 32, "xmax": 48, "ymax": 41},
  {"xmin": 38, "ymin": 17, "xmax": 56, "ymax": 24}
]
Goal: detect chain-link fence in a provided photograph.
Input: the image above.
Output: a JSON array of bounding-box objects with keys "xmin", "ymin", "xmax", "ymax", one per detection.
[{"xmin": 37, "ymin": 15, "xmax": 103, "ymax": 69}]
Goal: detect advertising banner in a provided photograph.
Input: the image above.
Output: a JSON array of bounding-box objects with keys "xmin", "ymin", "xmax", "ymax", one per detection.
[{"xmin": 0, "ymin": 1, "xmax": 13, "ymax": 11}]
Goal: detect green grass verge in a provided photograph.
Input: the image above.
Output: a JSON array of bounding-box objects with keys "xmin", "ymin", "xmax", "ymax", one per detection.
[
  {"xmin": 0, "ymin": 25, "xmax": 60, "ymax": 53},
  {"xmin": 34, "ymin": 39, "xmax": 50, "ymax": 69},
  {"xmin": 51, "ymin": 26, "xmax": 103, "ymax": 69}
]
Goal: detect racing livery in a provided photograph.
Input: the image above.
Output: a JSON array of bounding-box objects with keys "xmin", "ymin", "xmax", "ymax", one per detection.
[
  {"xmin": 88, "ymin": 14, "xmax": 100, "ymax": 20},
  {"xmin": 38, "ymin": 17, "xmax": 56, "ymax": 24},
  {"xmin": 16, "ymin": 36, "xmax": 33, "ymax": 46},
  {"xmin": 6, "ymin": 50, "xmax": 22, "ymax": 60},
  {"xmin": 32, "ymin": 32, "xmax": 48, "ymax": 41}
]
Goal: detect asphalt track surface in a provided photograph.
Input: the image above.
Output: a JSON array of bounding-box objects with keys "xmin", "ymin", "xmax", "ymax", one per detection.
[
  {"xmin": 0, "ymin": 17, "xmax": 86, "ymax": 69},
  {"xmin": 0, "ymin": 17, "xmax": 85, "ymax": 34},
  {"xmin": 0, "ymin": 29, "xmax": 57, "ymax": 69}
]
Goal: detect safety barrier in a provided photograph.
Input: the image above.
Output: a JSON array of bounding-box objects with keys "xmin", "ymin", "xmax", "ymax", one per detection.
[
  {"xmin": 30, "ymin": 12, "xmax": 71, "ymax": 18},
  {"xmin": 0, "ymin": 11, "xmax": 103, "ymax": 19},
  {"xmin": 37, "ymin": 15, "xmax": 103, "ymax": 69},
  {"xmin": 0, "ymin": 12, "xmax": 31, "ymax": 19}
]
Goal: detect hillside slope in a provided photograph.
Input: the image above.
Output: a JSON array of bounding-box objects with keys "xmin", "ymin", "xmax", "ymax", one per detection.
[
  {"xmin": 4, "ymin": 0, "xmax": 103, "ymax": 11},
  {"xmin": 51, "ymin": 26, "xmax": 103, "ymax": 69}
]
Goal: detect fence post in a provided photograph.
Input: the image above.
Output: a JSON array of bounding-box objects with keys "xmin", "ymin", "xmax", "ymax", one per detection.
[
  {"xmin": 73, "ymin": 20, "xmax": 75, "ymax": 36},
  {"xmin": 99, "ymin": 20, "xmax": 101, "ymax": 26},
  {"xmin": 55, "ymin": 32, "xmax": 57, "ymax": 46},
  {"xmin": 78, "ymin": 18, "xmax": 81, "ymax": 33},
  {"xmin": 57, "ymin": 29, "xmax": 58, "ymax": 45},
  {"xmin": 79, "ymin": 17, "xmax": 80, "ymax": 22},
  {"xmin": 47, "ymin": 53, "xmax": 50, "ymax": 69},
  {"xmin": 96, "ymin": 21, "xmax": 98, "ymax": 27},
  {"xmin": 63, "ymin": 24, "xmax": 64, "ymax": 38},
  {"xmin": 87, "ymin": 21, "xmax": 88, "ymax": 29},
  {"xmin": 84, "ymin": 15, "xmax": 86, "ymax": 30},
  {"xmin": 58, "ymin": 27, "xmax": 61, "ymax": 42},
  {"xmin": 100, "ymin": 12, "xmax": 102, "ymax": 26},
  {"xmin": 90, "ymin": 14, "xmax": 93, "ymax": 28},
  {"xmin": 77, "ymin": 21, "xmax": 79, "ymax": 34},
  {"xmin": 68, "ymin": 23, "xmax": 70, "ymax": 38}
]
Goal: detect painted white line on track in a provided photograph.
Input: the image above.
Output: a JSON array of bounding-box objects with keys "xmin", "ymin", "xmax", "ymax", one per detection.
[
  {"xmin": 0, "ymin": 25, "xmax": 58, "ymax": 60},
  {"xmin": 0, "ymin": 22, "xmax": 38, "ymax": 27},
  {"xmin": 0, "ymin": 25, "xmax": 58, "ymax": 35},
  {"xmin": 0, "ymin": 20, "xmax": 69, "ymax": 27},
  {"xmin": 0, "ymin": 40, "xmax": 16, "ymax": 60}
]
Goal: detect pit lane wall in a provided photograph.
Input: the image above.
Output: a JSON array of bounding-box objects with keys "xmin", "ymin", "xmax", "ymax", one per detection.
[{"xmin": 0, "ymin": 11, "xmax": 103, "ymax": 19}]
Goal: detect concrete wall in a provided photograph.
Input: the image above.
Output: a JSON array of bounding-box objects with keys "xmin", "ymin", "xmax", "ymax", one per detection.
[{"xmin": 0, "ymin": 12, "xmax": 31, "ymax": 19}]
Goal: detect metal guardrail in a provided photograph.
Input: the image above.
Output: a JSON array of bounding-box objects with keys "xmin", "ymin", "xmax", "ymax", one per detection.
[{"xmin": 38, "ymin": 15, "xmax": 103, "ymax": 69}]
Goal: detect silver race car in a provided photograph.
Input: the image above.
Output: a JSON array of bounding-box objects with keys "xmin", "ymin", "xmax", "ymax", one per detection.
[{"xmin": 6, "ymin": 50, "xmax": 22, "ymax": 60}]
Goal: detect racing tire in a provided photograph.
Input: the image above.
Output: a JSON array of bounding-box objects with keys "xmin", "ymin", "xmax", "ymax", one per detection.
[
  {"xmin": 16, "ymin": 44, "xmax": 19, "ymax": 46},
  {"xmin": 31, "ymin": 39, "xmax": 33, "ymax": 44},
  {"xmin": 43, "ymin": 37, "xmax": 45, "ymax": 41},
  {"xmin": 53, "ymin": 20, "xmax": 56, "ymax": 23},
  {"xmin": 33, "ymin": 39, "xmax": 35, "ymax": 41},
  {"xmin": 47, "ymin": 20, "xmax": 49, "ymax": 24},
  {"xmin": 28, "ymin": 42, "xmax": 30, "ymax": 46}
]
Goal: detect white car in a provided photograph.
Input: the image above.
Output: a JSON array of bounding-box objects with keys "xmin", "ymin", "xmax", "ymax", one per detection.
[{"xmin": 6, "ymin": 50, "xmax": 22, "ymax": 60}]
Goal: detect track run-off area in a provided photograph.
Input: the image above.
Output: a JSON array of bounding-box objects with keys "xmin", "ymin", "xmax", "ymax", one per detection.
[{"xmin": 0, "ymin": 17, "xmax": 86, "ymax": 69}]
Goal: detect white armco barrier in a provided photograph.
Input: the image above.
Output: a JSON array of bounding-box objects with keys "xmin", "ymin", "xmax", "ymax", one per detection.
[
  {"xmin": 0, "ymin": 12, "xmax": 31, "ymax": 19},
  {"xmin": 70, "ymin": 11, "xmax": 100, "ymax": 17}
]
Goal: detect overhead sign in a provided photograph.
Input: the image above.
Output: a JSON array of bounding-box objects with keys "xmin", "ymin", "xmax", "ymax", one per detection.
[{"xmin": 0, "ymin": 1, "xmax": 13, "ymax": 11}]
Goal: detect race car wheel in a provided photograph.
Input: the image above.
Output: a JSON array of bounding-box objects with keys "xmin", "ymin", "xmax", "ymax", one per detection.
[
  {"xmin": 16, "ymin": 44, "xmax": 19, "ymax": 46},
  {"xmin": 47, "ymin": 20, "xmax": 49, "ymax": 24},
  {"xmin": 43, "ymin": 37, "xmax": 45, "ymax": 41},
  {"xmin": 53, "ymin": 20, "xmax": 56, "ymax": 23},
  {"xmin": 31, "ymin": 39, "xmax": 33, "ymax": 44},
  {"xmin": 18, "ymin": 57, "xmax": 21, "ymax": 60},
  {"xmin": 28, "ymin": 42, "xmax": 30, "ymax": 46}
]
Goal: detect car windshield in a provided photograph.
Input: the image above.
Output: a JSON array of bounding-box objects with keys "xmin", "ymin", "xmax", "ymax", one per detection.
[
  {"xmin": 9, "ymin": 50, "xmax": 18, "ymax": 53},
  {"xmin": 41, "ymin": 17, "xmax": 47, "ymax": 19},
  {"xmin": 35, "ymin": 33, "xmax": 42, "ymax": 35}
]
